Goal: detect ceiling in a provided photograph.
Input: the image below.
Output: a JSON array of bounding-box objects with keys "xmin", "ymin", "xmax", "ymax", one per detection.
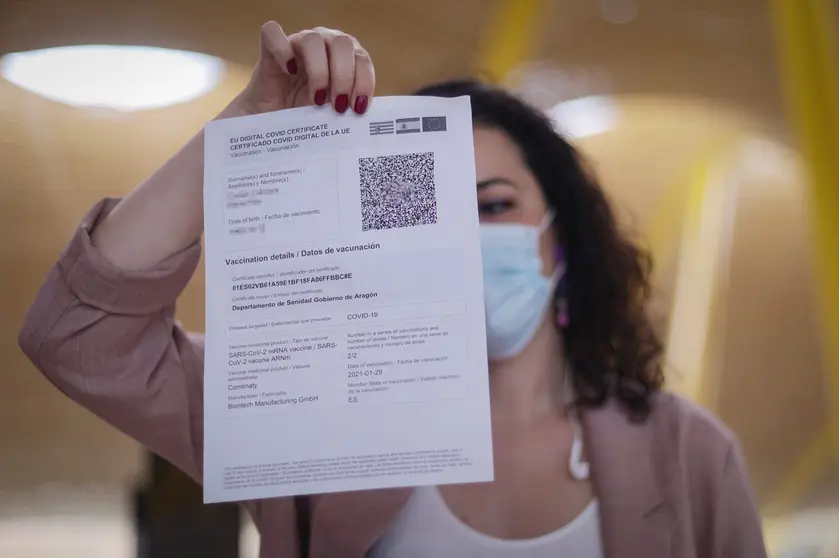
[
  {"xmin": 0, "ymin": 0, "xmax": 790, "ymax": 125},
  {"xmin": 1, "ymin": 0, "xmax": 837, "ymax": 548}
]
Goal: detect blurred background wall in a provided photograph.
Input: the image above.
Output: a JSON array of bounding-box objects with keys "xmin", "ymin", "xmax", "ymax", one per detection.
[{"xmin": 1, "ymin": 1, "xmax": 838, "ymax": 557}]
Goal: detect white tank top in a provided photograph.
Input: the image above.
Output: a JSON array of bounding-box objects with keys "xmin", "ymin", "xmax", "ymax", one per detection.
[
  {"xmin": 368, "ymin": 486, "xmax": 603, "ymax": 558},
  {"xmin": 369, "ymin": 374, "xmax": 602, "ymax": 557}
]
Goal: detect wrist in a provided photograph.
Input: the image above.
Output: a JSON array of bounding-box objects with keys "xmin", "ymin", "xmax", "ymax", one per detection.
[{"xmin": 215, "ymin": 96, "xmax": 253, "ymax": 121}]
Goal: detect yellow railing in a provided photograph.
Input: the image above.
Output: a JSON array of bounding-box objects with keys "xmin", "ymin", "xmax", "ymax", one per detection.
[
  {"xmin": 475, "ymin": 0, "xmax": 547, "ymax": 83},
  {"xmin": 763, "ymin": 2, "xmax": 839, "ymax": 548}
]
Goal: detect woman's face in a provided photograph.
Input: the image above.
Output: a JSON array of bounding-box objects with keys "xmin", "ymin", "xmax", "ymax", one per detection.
[{"xmin": 473, "ymin": 125, "xmax": 558, "ymax": 276}]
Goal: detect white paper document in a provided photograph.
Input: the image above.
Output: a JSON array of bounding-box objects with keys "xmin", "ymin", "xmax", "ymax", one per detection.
[{"xmin": 201, "ymin": 96, "xmax": 494, "ymax": 503}]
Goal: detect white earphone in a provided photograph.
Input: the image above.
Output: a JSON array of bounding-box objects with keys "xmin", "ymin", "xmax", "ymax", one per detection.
[
  {"xmin": 569, "ymin": 436, "xmax": 591, "ymax": 481},
  {"xmin": 565, "ymin": 371, "xmax": 591, "ymax": 481}
]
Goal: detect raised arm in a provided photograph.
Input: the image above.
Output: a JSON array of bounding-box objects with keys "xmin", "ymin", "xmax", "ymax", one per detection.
[
  {"xmin": 18, "ymin": 197, "xmax": 208, "ymax": 480},
  {"xmin": 18, "ymin": 23, "xmax": 375, "ymax": 482},
  {"xmin": 93, "ymin": 23, "xmax": 375, "ymax": 271}
]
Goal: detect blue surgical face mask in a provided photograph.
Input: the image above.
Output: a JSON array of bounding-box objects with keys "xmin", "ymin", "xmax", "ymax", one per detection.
[{"xmin": 480, "ymin": 212, "xmax": 564, "ymax": 361}]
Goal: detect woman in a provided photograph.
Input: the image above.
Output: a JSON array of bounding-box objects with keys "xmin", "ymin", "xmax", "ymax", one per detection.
[{"xmin": 19, "ymin": 22, "xmax": 766, "ymax": 558}]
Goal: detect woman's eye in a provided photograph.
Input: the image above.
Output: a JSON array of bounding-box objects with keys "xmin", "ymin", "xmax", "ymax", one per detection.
[{"xmin": 478, "ymin": 200, "xmax": 514, "ymax": 215}]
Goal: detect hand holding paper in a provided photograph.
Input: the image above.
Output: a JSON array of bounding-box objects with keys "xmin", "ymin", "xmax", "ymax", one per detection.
[
  {"xmin": 232, "ymin": 22, "xmax": 375, "ymax": 116},
  {"xmin": 90, "ymin": 24, "xmax": 374, "ymax": 273}
]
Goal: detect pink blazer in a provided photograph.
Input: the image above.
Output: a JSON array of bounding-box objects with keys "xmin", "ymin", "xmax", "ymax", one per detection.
[{"xmin": 19, "ymin": 198, "xmax": 768, "ymax": 558}]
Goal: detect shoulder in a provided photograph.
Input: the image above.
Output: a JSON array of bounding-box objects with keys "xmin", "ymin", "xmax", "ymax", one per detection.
[
  {"xmin": 587, "ymin": 390, "xmax": 742, "ymax": 489},
  {"xmin": 647, "ymin": 391, "xmax": 737, "ymax": 452},
  {"xmin": 641, "ymin": 396, "xmax": 766, "ymax": 555},
  {"xmin": 642, "ymin": 390, "xmax": 759, "ymax": 539},
  {"xmin": 645, "ymin": 391, "xmax": 742, "ymax": 484},
  {"xmin": 648, "ymin": 390, "xmax": 737, "ymax": 448}
]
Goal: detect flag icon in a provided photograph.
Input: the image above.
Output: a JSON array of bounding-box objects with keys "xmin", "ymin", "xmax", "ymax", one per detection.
[
  {"xmin": 395, "ymin": 117, "xmax": 421, "ymax": 134},
  {"xmin": 422, "ymin": 116, "xmax": 447, "ymax": 132},
  {"xmin": 369, "ymin": 121, "xmax": 394, "ymax": 135}
]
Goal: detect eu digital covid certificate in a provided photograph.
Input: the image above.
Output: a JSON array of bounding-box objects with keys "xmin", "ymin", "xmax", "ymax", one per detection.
[{"xmin": 202, "ymin": 96, "xmax": 493, "ymax": 502}]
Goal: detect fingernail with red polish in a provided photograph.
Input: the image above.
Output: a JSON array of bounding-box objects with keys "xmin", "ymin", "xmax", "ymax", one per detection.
[
  {"xmin": 335, "ymin": 94, "xmax": 349, "ymax": 113},
  {"xmin": 354, "ymin": 95, "xmax": 368, "ymax": 115},
  {"xmin": 314, "ymin": 89, "xmax": 327, "ymax": 106},
  {"xmin": 286, "ymin": 58, "xmax": 298, "ymax": 75}
]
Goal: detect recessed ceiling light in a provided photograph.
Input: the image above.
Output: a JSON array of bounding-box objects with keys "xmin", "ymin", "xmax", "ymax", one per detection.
[
  {"xmin": 550, "ymin": 95, "xmax": 618, "ymax": 139},
  {"xmin": 1, "ymin": 45, "xmax": 225, "ymax": 111},
  {"xmin": 598, "ymin": 0, "xmax": 638, "ymax": 24}
]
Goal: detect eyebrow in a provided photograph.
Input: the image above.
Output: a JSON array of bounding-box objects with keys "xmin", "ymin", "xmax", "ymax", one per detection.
[{"xmin": 476, "ymin": 177, "xmax": 517, "ymax": 190}]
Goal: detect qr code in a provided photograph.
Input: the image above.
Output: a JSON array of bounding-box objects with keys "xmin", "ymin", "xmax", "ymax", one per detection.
[{"xmin": 358, "ymin": 152, "xmax": 438, "ymax": 231}]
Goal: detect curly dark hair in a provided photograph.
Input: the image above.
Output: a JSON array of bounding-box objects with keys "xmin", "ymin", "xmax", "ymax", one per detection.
[{"xmin": 414, "ymin": 78, "xmax": 665, "ymax": 420}]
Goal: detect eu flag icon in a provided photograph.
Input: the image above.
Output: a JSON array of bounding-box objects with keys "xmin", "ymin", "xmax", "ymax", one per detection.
[{"xmin": 422, "ymin": 116, "xmax": 447, "ymax": 132}]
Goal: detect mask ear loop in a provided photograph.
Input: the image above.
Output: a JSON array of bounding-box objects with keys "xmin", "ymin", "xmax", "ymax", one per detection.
[
  {"xmin": 538, "ymin": 209, "xmax": 556, "ymax": 235},
  {"xmin": 538, "ymin": 209, "xmax": 565, "ymax": 284},
  {"xmin": 565, "ymin": 372, "xmax": 590, "ymax": 481},
  {"xmin": 540, "ymin": 209, "xmax": 570, "ymax": 327}
]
